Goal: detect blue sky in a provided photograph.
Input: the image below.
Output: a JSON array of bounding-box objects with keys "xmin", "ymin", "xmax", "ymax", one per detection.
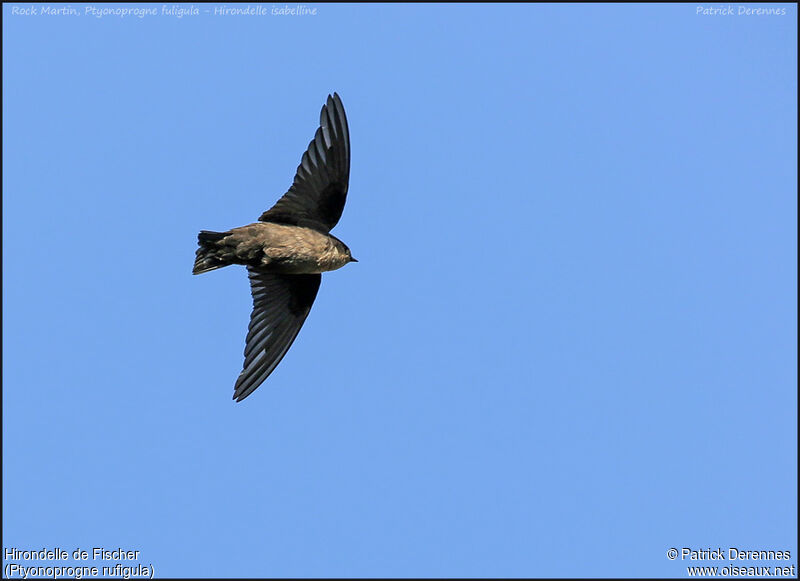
[{"xmin": 2, "ymin": 3, "xmax": 797, "ymax": 578}]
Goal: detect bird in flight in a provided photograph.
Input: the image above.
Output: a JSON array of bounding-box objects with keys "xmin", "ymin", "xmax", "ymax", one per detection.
[{"xmin": 193, "ymin": 93, "xmax": 354, "ymax": 402}]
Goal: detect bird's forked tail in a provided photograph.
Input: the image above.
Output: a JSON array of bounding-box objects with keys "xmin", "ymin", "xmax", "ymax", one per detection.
[{"xmin": 193, "ymin": 230, "xmax": 231, "ymax": 275}]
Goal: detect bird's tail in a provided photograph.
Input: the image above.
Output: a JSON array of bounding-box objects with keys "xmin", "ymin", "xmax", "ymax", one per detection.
[{"xmin": 193, "ymin": 230, "xmax": 231, "ymax": 275}]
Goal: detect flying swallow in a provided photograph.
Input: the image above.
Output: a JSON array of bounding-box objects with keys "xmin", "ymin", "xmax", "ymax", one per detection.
[{"xmin": 193, "ymin": 93, "xmax": 354, "ymax": 402}]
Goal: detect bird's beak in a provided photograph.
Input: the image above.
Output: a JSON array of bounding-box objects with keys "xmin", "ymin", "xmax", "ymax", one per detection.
[{"xmin": 350, "ymin": 256, "xmax": 358, "ymax": 263}]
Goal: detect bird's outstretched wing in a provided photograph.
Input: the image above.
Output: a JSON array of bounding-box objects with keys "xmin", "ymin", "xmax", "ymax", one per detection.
[
  {"xmin": 259, "ymin": 93, "xmax": 350, "ymax": 233},
  {"xmin": 233, "ymin": 268, "xmax": 321, "ymax": 402}
]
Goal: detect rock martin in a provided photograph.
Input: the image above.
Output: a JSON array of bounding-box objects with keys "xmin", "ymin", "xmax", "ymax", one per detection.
[{"xmin": 193, "ymin": 93, "xmax": 354, "ymax": 402}]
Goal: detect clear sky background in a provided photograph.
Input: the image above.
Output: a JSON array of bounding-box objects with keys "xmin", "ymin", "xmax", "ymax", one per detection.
[{"xmin": 3, "ymin": 3, "xmax": 797, "ymax": 578}]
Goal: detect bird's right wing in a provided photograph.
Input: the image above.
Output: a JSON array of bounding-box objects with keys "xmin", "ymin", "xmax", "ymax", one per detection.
[
  {"xmin": 232, "ymin": 268, "xmax": 321, "ymax": 402},
  {"xmin": 258, "ymin": 93, "xmax": 350, "ymax": 233}
]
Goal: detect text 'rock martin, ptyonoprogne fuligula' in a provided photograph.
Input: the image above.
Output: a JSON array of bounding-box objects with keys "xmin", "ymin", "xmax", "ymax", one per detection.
[{"xmin": 193, "ymin": 93, "xmax": 355, "ymax": 402}]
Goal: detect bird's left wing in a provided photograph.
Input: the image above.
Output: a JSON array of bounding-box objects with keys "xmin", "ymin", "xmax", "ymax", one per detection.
[
  {"xmin": 232, "ymin": 268, "xmax": 321, "ymax": 402},
  {"xmin": 258, "ymin": 93, "xmax": 350, "ymax": 233}
]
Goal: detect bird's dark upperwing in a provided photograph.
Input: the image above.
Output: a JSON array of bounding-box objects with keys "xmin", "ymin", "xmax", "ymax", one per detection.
[
  {"xmin": 259, "ymin": 93, "xmax": 350, "ymax": 233},
  {"xmin": 233, "ymin": 269, "xmax": 321, "ymax": 402}
]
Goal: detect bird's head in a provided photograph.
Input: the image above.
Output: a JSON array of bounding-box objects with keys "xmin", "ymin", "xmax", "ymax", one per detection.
[
  {"xmin": 330, "ymin": 236, "xmax": 358, "ymax": 266},
  {"xmin": 341, "ymin": 243, "xmax": 358, "ymax": 263}
]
